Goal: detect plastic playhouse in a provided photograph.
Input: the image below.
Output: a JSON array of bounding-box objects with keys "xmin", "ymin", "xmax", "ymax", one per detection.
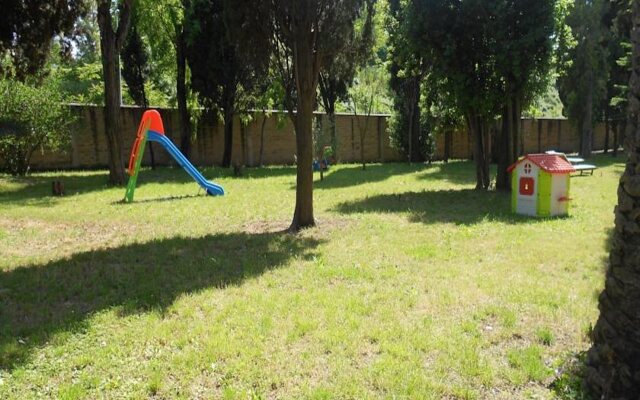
[
  {"xmin": 507, "ymin": 153, "xmax": 575, "ymax": 217},
  {"xmin": 124, "ymin": 110, "xmax": 224, "ymax": 202}
]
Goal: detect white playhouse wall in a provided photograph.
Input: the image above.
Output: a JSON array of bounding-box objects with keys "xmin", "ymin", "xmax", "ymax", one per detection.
[
  {"xmin": 515, "ymin": 162, "xmax": 540, "ymax": 216},
  {"xmin": 550, "ymin": 174, "xmax": 570, "ymax": 216}
]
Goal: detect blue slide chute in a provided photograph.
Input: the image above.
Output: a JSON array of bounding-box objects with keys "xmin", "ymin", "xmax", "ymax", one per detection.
[{"xmin": 148, "ymin": 131, "xmax": 225, "ymax": 196}]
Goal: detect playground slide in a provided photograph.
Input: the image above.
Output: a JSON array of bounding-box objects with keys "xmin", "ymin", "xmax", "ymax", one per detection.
[
  {"xmin": 147, "ymin": 131, "xmax": 225, "ymax": 196},
  {"xmin": 124, "ymin": 110, "xmax": 224, "ymax": 202}
]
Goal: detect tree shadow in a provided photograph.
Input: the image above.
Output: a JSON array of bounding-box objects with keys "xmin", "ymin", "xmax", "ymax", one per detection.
[
  {"xmin": 0, "ymin": 166, "xmax": 298, "ymax": 206},
  {"xmin": 314, "ymin": 163, "xmax": 426, "ymax": 190},
  {"xmin": 0, "ymin": 172, "xmax": 113, "ymax": 206},
  {"xmin": 416, "ymin": 161, "xmax": 481, "ymax": 185},
  {"xmin": 0, "ymin": 231, "xmax": 322, "ymax": 370},
  {"xmin": 333, "ymin": 189, "xmax": 553, "ymax": 225}
]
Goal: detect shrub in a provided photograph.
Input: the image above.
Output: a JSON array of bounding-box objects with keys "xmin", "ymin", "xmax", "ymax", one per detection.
[{"xmin": 0, "ymin": 78, "xmax": 73, "ymax": 175}]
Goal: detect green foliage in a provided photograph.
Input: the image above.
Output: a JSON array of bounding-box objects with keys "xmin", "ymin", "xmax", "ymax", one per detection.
[
  {"xmin": 556, "ymin": 0, "xmax": 609, "ymax": 124},
  {"xmin": 122, "ymin": 9, "xmax": 151, "ymax": 107},
  {"xmin": 0, "ymin": 77, "xmax": 73, "ymax": 175},
  {"xmin": 0, "ymin": 0, "xmax": 87, "ymax": 79}
]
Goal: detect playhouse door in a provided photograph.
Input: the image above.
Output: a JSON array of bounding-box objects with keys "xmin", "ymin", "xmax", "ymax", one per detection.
[{"xmin": 517, "ymin": 177, "xmax": 537, "ymax": 216}]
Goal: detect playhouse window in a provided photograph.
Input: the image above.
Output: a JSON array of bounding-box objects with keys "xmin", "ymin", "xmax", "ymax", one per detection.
[
  {"xmin": 524, "ymin": 163, "xmax": 532, "ymax": 175},
  {"xmin": 519, "ymin": 177, "xmax": 534, "ymax": 196}
]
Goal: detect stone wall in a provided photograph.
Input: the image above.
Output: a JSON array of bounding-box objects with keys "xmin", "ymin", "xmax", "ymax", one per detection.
[
  {"xmin": 26, "ymin": 105, "xmax": 614, "ymax": 170},
  {"xmin": 28, "ymin": 105, "xmax": 403, "ymax": 169}
]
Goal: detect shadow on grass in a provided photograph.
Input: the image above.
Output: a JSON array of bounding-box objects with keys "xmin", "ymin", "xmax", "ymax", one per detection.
[
  {"xmin": 0, "ymin": 166, "xmax": 296, "ymax": 206},
  {"xmin": 333, "ymin": 189, "xmax": 547, "ymax": 225},
  {"xmin": 314, "ymin": 163, "xmax": 428, "ymax": 190},
  {"xmin": 0, "ymin": 172, "xmax": 113, "ymax": 206},
  {"xmin": 0, "ymin": 231, "xmax": 322, "ymax": 370},
  {"xmin": 417, "ymin": 160, "xmax": 480, "ymax": 185}
]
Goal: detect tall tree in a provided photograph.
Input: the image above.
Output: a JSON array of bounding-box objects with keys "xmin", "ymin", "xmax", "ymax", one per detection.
[
  {"xmin": 604, "ymin": 0, "xmax": 632, "ymax": 157},
  {"xmin": 137, "ymin": 0, "xmax": 194, "ymax": 158},
  {"xmin": 388, "ymin": 0, "xmax": 426, "ymax": 163},
  {"xmin": 121, "ymin": 7, "xmax": 157, "ymax": 168},
  {"xmin": 0, "ymin": 0, "xmax": 86, "ymax": 80},
  {"xmin": 121, "ymin": 20, "xmax": 149, "ymax": 107},
  {"xmin": 185, "ymin": 0, "xmax": 269, "ymax": 168},
  {"xmin": 408, "ymin": 0, "xmax": 507, "ymax": 189},
  {"xmin": 317, "ymin": 0, "xmax": 376, "ymax": 160},
  {"xmin": 97, "ymin": 0, "xmax": 133, "ymax": 185},
  {"xmin": 494, "ymin": 0, "xmax": 555, "ymax": 190},
  {"xmin": 268, "ymin": 0, "xmax": 369, "ymax": 231},
  {"xmin": 585, "ymin": 1, "xmax": 640, "ymax": 396},
  {"xmin": 556, "ymin": 0, "xmax": 609, "ymax": 158}
]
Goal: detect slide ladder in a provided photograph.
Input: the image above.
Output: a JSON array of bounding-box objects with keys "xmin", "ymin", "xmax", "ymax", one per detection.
[{"xmin": 124, "ymin": 110, "xmax": 224, "ymax": 202}]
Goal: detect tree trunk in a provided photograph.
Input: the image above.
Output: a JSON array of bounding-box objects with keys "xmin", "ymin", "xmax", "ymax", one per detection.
[
  {"xmin": 97, "ymin": 0, "xmax": 132, "ymax": 186},
  {"xmin": 496, "ymin": 98, "xmax": 513, "ymax": 191},
  {"xmin": 408, "ymin": 100, "xmax": 414, "ymax": 164},
  {"xmin": 259, "ymin": 112, "xmax": 267, "ymax": 166},
  {"xmin": 329, "ymin": 112, "xmax": 337, "ymax": 163},
  {"xmin": 222, "ymin": 107, "xmax": 234, "ymax": 168},
  {"xmin": 585, "ymin": 3, "xmax": 640, "ymax": 396},
  {"xmin": 604, "ymin": 108, "xmax": 610, "ymax": 154},
  {"xmin": 581, "ymin": 70, "xmax": 594, "ymax": 158},
  {"xmin": 408, "ymin": 77, "xmax": 422, "ymax": 163},
  {"xmin": 613, "ymin": 121, "xmax": 619, "ymax": 157},
  {"xmin": 176, "ymin": 27, "xmax": 192, "ymax": 159},
  {"xmin": 290, "ymin": 94, "xmax": 315, "ymax": 231},
  {"xmin": 510, "ymin": 94, "xmax": 525, "ymax": 163},
  {"xmin": 469, "ymin": 114, "xmax": 490, "ymax": 190},
  {"xmin": 289, "ymin": 35, "xmax": 317, "ymax": 232},
  {"xmin": 444, "ymin": 130, "xmax": 451, "ymax": 163}
]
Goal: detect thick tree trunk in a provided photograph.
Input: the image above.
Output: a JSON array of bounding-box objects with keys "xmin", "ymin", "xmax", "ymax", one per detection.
[
  {"xmin": 585, "ymin": 3, "xmax": 640, "ymax": 397},
  {"xmin": 176, "ymin": 27, "xmax": 192, "ymax": 159},
  {"xmin": 97, "ymin": 0, "xmax": 132, "ymax": 186},
  {"xmin": 289, "ymin": 34, "xmax": 317, "ymax": 232},
  {"xmin": 290, "ymin": 94, "xmax": 315, "ymax": 231}
]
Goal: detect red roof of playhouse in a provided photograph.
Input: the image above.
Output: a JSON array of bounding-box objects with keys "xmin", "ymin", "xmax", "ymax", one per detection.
[{"xmin": 507, "ymin": 154, "xmax": 575, "ymax": 174}]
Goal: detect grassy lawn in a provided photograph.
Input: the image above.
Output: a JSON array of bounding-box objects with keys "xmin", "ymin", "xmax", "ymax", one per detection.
[{"xmin": 0, "ymin": 155, "xmax": 622, "ymax": 399}]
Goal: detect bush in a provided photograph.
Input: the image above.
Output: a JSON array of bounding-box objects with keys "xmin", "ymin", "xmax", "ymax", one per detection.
[{"xmin": 0, "ymin": 78, "xmax": 73, "ymax": 175}]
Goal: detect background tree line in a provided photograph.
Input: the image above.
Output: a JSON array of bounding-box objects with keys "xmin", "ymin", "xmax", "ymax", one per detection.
[{"xmin": 0, "ymin": 0, "xmax": 633, "ymax": 217}]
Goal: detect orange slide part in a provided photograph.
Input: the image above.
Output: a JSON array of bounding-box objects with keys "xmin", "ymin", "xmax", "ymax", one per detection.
[{"xmin": 126, "ymin": 111, "xmax": 165, "ymax": 176}]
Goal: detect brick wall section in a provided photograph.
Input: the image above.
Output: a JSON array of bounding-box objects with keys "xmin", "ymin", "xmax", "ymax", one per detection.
[{"xmin": 26, "ymin": 105, "xmax": 611, "ymax": 170}]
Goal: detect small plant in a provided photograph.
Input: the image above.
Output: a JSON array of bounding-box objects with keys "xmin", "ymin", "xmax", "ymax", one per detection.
[
  {"xmin": 536, "ymin": 327, "xmax": 555, "ymax": 346},
  {"xmin": 0, "ymin": 77, "xmax": 73, "ymax": 175},
  {"xmin": 549, "ymin": 352, "xmax": 591, "ymax": 400}
]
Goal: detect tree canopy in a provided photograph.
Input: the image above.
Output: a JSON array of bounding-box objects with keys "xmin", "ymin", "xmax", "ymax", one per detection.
[{"xmin": 0, "ymin": 0, "xmax": 87, "ymax": 79}]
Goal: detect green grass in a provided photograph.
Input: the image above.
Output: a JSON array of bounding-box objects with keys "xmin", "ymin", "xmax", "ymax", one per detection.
[{"xmin": 0, "ymin": 155, "xmax": 622, "ymax": 399}]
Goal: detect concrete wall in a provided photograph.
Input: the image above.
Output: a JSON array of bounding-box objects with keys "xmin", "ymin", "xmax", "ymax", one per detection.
[{"xmin": 26, "ymin": 105, "xmax": 613, "ymax": 170}]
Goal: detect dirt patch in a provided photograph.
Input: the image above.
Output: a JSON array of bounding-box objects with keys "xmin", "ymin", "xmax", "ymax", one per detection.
[
  {"xmin": 0, "ymin": 217, "xmax": 135, "ymax": 263},
  {"xmin": 243, "ymin": 216, "xmax": 351, "ymax": 237}
]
